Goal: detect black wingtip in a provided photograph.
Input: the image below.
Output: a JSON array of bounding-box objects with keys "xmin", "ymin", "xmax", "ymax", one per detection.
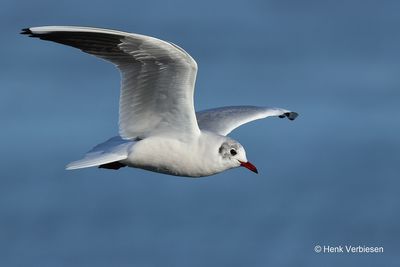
[
  {"xmin": 286, "ymin": 112, "xmax": 299, "ymax": 121},
  {"xmin": 20, "ymin": 28, "xmax": 32, "ymax": 35},
  {"xmin": 279, "ymin": 111, "xmax": 299, "ymax": 120}
]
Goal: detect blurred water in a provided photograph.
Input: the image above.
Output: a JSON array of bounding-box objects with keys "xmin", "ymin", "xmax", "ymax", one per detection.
[{"xmin": 1, "ymin": 0, "xmax": 399, "ymax": 266}]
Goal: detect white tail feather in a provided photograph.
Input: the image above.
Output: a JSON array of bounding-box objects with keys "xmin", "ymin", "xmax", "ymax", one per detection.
[
  {"xmin": 66, "ymin": 154, "xmax": 128, "ymax": 170},
  {"xmin": 66, "ymin": 136, "xmax": 133, "ymax": 170}
]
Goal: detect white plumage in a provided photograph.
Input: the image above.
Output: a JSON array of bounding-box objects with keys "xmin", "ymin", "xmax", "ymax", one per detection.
[{"xmin": 22, "ymin": 26, "xmax": 298, "ymax": 177}]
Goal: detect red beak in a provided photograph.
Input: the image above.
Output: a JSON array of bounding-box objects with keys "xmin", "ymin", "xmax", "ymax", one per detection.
[{"xmin": 240, "ymin": 161, "xmax": 258, "ymax": 174}]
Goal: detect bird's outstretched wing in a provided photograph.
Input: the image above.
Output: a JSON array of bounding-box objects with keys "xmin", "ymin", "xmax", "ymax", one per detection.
[
  {"xmin": 22, "ymin": 26, "xmax": 200, "ymax": 139},
  {"xmin": 196, "ymin": 106, "xmax": 298, "ymax": 136}
]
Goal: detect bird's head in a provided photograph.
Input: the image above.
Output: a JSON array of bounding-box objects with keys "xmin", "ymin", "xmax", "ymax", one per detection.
[{"xmin": 218, "ymin": 139, "xmax": 258, "ymax": 174}]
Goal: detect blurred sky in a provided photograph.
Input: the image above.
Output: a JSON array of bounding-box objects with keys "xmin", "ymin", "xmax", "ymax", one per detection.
[{"xmin": 1, "ymin": 0, "xmax": 399, "ymax": 266}]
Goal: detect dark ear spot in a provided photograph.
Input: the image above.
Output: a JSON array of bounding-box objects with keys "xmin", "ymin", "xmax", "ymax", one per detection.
[{"xmin": 219, "ymin": 146, "xmax": 223, "ymax": 154}]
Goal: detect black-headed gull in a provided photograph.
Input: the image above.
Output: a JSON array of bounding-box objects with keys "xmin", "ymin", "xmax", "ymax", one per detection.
[{"xmin": 22, "ymin": 26, "xmax": 298, "ymax": 177}]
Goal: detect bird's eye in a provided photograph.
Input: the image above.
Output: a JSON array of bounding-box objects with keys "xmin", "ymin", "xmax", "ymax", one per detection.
[{"xmin": 230, "ymin": 149, "xmax": 237, "ymax": 156}]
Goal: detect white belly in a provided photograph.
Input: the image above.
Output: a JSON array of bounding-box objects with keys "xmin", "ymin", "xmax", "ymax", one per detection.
[{"xmin": 123, "ymin": 134, "xmax": 226, "ymax": 177}]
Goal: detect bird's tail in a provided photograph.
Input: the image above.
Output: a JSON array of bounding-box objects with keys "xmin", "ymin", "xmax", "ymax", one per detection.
[{"xmin": 66, "ymin": 136, "xmax": 133, "ymax": 170}]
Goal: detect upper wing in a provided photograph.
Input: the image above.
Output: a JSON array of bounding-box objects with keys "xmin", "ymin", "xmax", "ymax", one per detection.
[
  {"xmin": 22, "ymin": 26, "xmax": 200, "ymax": 139},
  {"xmin": 196, "ymin": 106, "xmax": 298, "ymax": 136}
]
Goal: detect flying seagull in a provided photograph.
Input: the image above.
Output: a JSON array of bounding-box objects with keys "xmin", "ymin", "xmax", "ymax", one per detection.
[{"xmin": 22, "ymin": 26, "xmax": 298, "ymax": 177}]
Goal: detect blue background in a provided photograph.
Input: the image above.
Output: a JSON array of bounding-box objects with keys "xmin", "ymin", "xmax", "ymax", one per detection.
[{"xmin": 1, "ymin": 0, "xmax": 399, "ymax": 266}]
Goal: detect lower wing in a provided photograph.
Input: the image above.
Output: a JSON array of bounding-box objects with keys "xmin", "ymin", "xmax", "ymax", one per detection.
[{"xmin": 196, "ymin": 106, "xmax": 298, "ymax": 136}]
